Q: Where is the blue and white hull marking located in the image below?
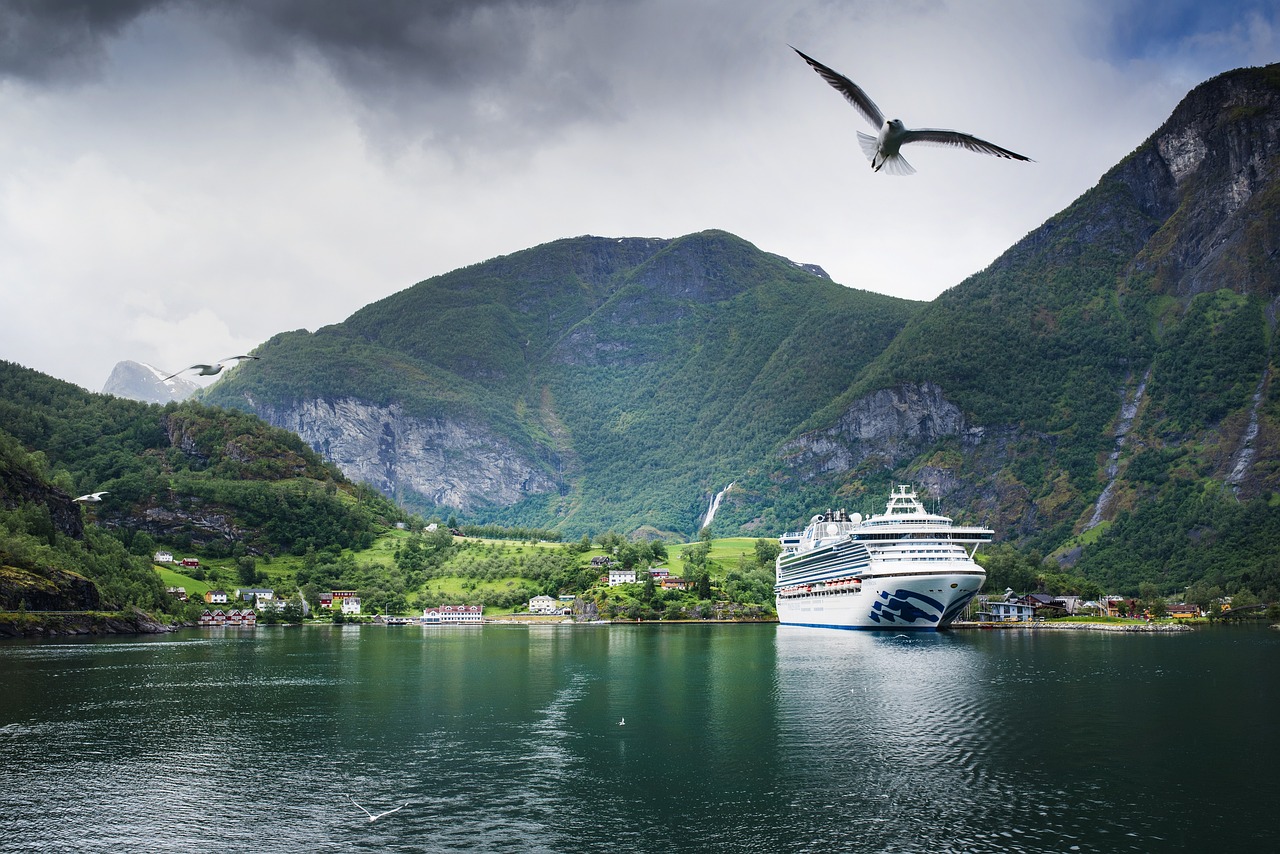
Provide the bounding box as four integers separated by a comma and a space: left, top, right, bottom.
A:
774, 485, 992, 632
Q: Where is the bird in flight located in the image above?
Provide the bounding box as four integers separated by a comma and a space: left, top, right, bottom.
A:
348, 795, 407, 823
74, 491, 109, 502
791, 46, 1031, 175
619, 717, 626, 726
161, 356, 259, 382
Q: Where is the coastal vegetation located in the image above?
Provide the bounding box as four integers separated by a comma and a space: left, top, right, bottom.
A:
149, 527, 781, 623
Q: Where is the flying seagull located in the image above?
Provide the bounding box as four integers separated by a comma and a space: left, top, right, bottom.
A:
161, 356, 259, 382
791, 46, 1031, 175
74, 491, 109, 502
348, 795, 407, 823
619, 717, 625, 726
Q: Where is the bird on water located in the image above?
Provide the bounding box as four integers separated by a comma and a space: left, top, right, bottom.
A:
348, 795, 407, 823
791, 46, 1031, 175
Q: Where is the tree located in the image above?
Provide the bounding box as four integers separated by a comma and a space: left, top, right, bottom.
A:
280, 598, 304, 623
1185, 581, 1223, 612
236, 556, 259, 586
597, 531, 625, 553
754, 538, 781, 567
129, 531, 156, 558
683, 542, 710, 570
695, 568, 712, 600
1138, 582, 1162, 617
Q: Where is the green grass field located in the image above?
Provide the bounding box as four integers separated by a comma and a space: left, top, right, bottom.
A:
153, 527, 777, 617
670, 537, 765, 574
152, 565, 213, 597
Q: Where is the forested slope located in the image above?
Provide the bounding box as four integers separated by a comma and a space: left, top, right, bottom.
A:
0, 360, 405, 612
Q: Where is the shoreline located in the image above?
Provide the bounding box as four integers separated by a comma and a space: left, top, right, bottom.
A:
0, 608, 177, 638
951, 620, 1192, 633
10, 613, 1258, 638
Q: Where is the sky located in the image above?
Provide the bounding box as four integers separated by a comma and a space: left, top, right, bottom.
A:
1, 0, 1277, 392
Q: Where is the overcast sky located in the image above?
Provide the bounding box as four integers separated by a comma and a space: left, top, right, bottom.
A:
2, 0, 1277, 392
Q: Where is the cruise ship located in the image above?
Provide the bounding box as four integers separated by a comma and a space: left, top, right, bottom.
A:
775, 485, 992, 630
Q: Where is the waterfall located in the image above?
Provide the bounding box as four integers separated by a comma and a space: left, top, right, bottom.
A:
701, 482, 735, 530
1086, 371, 1149, 530
1227, 371, 1268, 495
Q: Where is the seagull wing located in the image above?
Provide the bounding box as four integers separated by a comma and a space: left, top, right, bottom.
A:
92, 491, 109, 499
348, 796, 375, 820
371, 804, 407, 821
791, 47, 884, 130
217, 355, 260, 365
900, 128, 1032, 161
163, 364, 218, 380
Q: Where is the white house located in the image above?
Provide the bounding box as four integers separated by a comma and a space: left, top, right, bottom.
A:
422, 605, 483, 624
978, 600, 1035, 623
235, 588, 275, 603
528, 595, 559, 615
154, 551, 174, 564
204, 589, 228, 604
341, 597, 362, 616
607, 568, 637, 586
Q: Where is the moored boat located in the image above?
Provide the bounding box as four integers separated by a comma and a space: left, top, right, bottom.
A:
775, 485, 992, 630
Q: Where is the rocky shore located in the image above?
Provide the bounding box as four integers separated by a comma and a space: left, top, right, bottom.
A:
0, 608, 177, 639
954, 620, 1191, 633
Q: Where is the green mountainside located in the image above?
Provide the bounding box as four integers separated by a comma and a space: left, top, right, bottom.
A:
731, 63, 1280, 600
0, 360, 406, 612
205, 231, 921, 535
199, 64, 1280, 601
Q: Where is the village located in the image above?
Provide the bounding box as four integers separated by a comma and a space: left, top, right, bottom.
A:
971, 589, 1230, 623
158, 550, 1245, 629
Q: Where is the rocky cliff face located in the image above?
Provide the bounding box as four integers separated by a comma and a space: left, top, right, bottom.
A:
254, 397, 558, 510
0, 565, 100, 611
0, 459, 83, 540
1129, 66, 1280, 298
781, 382, 974, 477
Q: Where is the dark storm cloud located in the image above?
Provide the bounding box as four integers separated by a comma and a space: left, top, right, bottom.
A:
0, 0, 167, 83
215, 0, 619, 146
222, 0, 578, 82
0, 0, 623, 146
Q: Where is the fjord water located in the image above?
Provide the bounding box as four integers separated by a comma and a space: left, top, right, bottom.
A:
2, 625, 1276, 852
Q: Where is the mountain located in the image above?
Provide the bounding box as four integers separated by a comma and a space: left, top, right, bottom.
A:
0, 360, 406, 610
203, 231, 921, 535
102, 360, 199, 404
202, 64, 1280, 600
755, 63, 1280, 598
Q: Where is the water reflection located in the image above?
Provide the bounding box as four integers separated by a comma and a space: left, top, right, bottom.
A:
1, 625, 1276, 852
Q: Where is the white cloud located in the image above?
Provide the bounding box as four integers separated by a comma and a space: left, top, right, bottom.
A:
0, 0, 1275, 391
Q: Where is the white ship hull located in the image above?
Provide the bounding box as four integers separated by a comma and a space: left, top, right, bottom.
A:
775, 563, 983, 630
775, 485, 991, 631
